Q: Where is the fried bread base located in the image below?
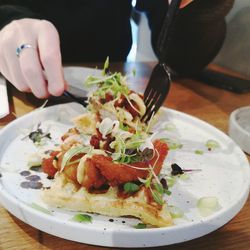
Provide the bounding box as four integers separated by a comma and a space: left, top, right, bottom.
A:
42, 173, 173, 227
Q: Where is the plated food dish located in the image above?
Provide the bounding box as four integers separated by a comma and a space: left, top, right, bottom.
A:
42, 62, 171, 227
0, 65, 249, 247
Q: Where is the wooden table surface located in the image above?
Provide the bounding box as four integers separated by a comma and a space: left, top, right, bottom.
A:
0, 62, 249, 250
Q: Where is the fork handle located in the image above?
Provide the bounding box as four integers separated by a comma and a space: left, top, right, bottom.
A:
157, 0, 182, 63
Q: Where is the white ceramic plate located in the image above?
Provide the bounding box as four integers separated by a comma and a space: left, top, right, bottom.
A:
0, 101, 249, 247
63, 66, 101, 97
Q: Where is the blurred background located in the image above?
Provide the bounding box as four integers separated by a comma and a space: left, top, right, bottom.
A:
127, 0, 250, 78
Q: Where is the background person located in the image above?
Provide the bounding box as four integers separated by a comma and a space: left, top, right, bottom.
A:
0, 0, 234, 98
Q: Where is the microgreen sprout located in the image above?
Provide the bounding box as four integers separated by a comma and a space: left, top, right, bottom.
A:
24, 123, 51, 144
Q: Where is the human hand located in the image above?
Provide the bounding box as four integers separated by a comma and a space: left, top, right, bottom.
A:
180, 0, 193, 8
0, 18, 66, 98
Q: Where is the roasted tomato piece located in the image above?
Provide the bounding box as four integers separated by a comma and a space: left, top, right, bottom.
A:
148, 139, 169, 175
42, 151, 60, 177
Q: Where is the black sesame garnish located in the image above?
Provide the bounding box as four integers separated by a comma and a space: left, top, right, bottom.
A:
160, 178, 168, 190
30, 166, 42, 172
28, 181, 43, 189
20, 170, 31, 177
25, 175, 41, 181
125, 148, 137, 155
171, 163, 184, 176
109, 219, 114, 222
20, 181, 31, 189
0, 172, 2, 178
47, 176, 54, 180
141, 148, 154, 161
122, 220, 126, 224
20, 181, 43, 189
44, 150, 53, 154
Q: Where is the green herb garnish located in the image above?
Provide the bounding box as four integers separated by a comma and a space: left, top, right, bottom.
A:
28, 124, 51, 144
195, 150, 204, 155
153, 182, 164, 195
205, 139, 220, 149
71, 214, 92, 223
165, 190, 172, 196
102, 56, 110, 75
134, 223, 147, 229
124, 182, 140, 193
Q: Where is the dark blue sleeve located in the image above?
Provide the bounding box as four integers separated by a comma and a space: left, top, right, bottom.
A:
0, 4, 41, 30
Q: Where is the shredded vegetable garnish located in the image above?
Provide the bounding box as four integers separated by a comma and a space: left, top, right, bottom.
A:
60, 145, 91, 172
30, 202, 52, 215
197, 196, 221, 217
205, 139, 220, 149
160, 138, 183, 150
164, 122, 177, 132
150, 185, 164, 205
166, 176, 176, 188
168, 206, 184, 219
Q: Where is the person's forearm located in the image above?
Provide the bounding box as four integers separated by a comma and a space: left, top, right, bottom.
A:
0, 4, 40, 30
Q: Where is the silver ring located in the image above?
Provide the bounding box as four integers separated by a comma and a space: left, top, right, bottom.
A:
16, 44, 34, 57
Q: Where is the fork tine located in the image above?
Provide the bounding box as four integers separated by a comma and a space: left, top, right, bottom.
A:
143, 93, 162, 123
142, 67, 171, 123
151, 93, 166, 114
142, 91, 161, 122
144, 89, 157, 109
143, 73, 156, 100
145, 91, 161, 114
143, 84, 153, 102
144, 88, 155, 107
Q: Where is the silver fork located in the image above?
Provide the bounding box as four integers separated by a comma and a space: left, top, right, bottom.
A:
141, 0, 182, 123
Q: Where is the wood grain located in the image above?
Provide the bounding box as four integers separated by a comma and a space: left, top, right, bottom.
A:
0, 62, 249, 250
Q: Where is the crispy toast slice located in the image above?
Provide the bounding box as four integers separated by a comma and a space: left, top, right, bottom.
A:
42, 173, 172, 227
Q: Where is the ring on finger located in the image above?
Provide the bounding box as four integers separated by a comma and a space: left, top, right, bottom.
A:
16, 44, 35, 57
